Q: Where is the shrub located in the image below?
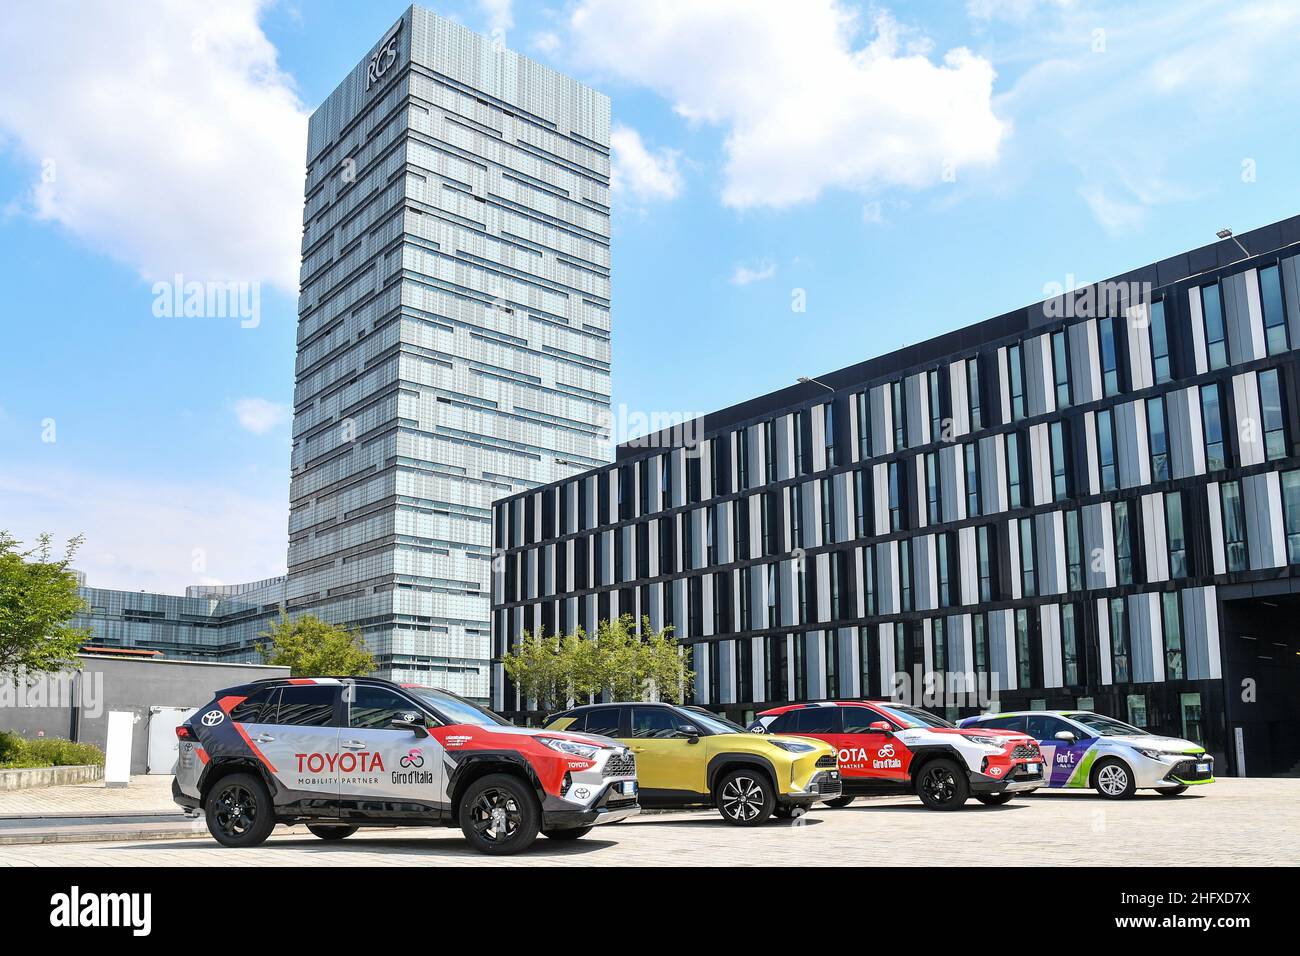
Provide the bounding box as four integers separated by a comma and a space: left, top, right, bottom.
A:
0, 730, 104, 769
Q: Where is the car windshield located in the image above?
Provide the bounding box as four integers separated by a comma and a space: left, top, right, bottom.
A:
1069, 712, 1145, 737
406, 686, 510, 727
872, 704, 953, 729
683, 709, 746, 735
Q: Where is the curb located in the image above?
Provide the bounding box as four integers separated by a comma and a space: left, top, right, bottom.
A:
0, 827, 208, 846
0, 765, 104, 791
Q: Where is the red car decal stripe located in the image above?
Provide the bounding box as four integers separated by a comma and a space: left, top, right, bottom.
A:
216, 695, 246, 714
233, 722, 278, 774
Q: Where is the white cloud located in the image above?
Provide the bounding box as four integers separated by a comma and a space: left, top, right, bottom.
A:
233, 397, 290, 434
0, 468, 288, 594
1078, 187, 1146, 236
568, 0, 1007, 209
731, 260, 777, 286
610, 124, 684, 203
0, 1, 308, 293
478, 0, 514, 43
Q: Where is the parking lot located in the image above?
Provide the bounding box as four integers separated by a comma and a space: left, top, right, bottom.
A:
1, 778, 1295, 866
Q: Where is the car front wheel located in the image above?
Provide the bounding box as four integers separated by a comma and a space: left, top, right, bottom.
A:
458, 774, 541, 855
1092, 759, 1136, 799
205, 773, 276, 847
916, 759, 970, 810
715, 769, 776, 826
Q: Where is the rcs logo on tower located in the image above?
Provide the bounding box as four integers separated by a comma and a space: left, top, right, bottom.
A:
366, 20, 403, 91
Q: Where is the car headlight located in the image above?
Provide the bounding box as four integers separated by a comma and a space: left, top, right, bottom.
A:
768, 739, 816, 754
537, 737, 602, 760
967, 735, 1009, 749
1134, 747, 1176, 760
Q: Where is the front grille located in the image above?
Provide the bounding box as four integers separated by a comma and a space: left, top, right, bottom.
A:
603, 752, 636, 777
1011, 744, 1040, 760
815, 754, 838, 769
814, 773, 842, 797
1169, 758, 1213, 781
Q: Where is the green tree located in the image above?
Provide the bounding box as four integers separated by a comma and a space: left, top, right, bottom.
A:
501, 629, 566, 712
257, 612, 375, 677
0, 532, 89, 681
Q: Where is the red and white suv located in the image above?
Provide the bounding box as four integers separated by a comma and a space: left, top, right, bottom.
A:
749, 701, 1044, 810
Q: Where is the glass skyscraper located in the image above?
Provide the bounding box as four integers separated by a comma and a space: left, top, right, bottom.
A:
287, 5, 612, 699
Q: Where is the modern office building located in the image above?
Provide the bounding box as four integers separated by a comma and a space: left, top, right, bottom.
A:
492, 215, 1300, 776
287, 6, 612, 699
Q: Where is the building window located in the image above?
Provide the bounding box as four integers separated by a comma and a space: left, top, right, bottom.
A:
761, 491, 776, 555
926, 453, 941, 524
1162, 591, 1184, 680
618, 465, 632, 519
857, 391, 872, 460
686, 456, 701, 504
967, 356, 982, 431
1259, 368, 1287, 461
1113, 500, 1134, 586
825, 630, 840, 698
1052, 330, 1071, 408
660, 454, 672, 504
863, 547, 876, 615
829, 551, 845, 620
1165, 492, 1187, 579
894, 622, 907, 677
1065, 510, 1083, 591
734, 498, 750, 558
1147, 395, 1169, 482
1099, 317, 1120, 396
888, 461, 903, 531
1150, 299, 1172, 384
792, 634, 807, 701
1201, 284, 1228, 370
765, 635, 787, 703
764, 420, 777, 483
1050, 420, 1069, 500
1006, 431, 1024, 508
937, 533, 951, 608
1260, 264, 1289, 356
820, 477, 835, 545
891, 381, 906, 450
977, 525, 993, 602
854, 469, 870, 538
790, 484, 804, 549
1062, 604, 1080, 685
1109, 597, 1129, 683
1201, 383, 1227, 471
797, 561, 808, 624
1015, 608, 1032, 688
1097, 409, 1118, 492
711, 439, 726, 497
964, 443, 980, 517
1008, 343, 1026, 421
735, 430, 750, 489
705, 507, 717, 565
1221, 480, 1248, 573
929, 369, 944, 442
737, 638, 752, 703
972, 612, 987, 672
1019, 517, 1036, 597
766, 563, 778, 623
739, 569, 752, 629
899, 539, 913, 613
858, 626, 873, 696
933, 617, 947, 674
823, 403, 838, 467
1283, 470, 1300, 564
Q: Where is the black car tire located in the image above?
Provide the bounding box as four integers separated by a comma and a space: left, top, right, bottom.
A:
915, 759, 970, 810
715, 768, 776, 826
542, 825, 593, 840
975, 793, 1014, 806
307, 824, 358, 840
458, 773, 541, 855
823, 795, 856, 808
773, 805, 806, 820
1158, 784, 1189, 796
1091, 758, 1137, 799
205, 772, 276, 848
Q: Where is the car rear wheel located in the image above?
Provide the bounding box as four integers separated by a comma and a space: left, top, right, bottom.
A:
915, 759, 970, 810
1092, 759, 1136, 799
542, 825, 593, 840
1158, 785, 1189, 796
715, 769, 776, 826
458, 774, 541, 855
823, 795, 856, 808
975, 793, 1014, 806
205, 773, 276, 847
307, 824, 357, 841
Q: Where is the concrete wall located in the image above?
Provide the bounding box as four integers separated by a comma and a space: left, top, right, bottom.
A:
0, 655, 289, 774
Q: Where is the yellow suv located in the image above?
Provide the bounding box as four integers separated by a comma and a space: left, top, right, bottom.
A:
544, 702, 841, 825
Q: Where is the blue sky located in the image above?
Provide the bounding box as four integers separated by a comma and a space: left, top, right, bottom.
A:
1, 0, 1298, 593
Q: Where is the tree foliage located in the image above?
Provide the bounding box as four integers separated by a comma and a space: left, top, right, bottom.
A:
501, 614, 693, 713
257, 612, 375, 677
0, 532, 89, 681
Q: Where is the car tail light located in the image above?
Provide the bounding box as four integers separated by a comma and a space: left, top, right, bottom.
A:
175, 725, 194, 740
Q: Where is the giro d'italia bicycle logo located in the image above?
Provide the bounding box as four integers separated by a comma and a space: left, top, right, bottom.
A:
877, 743, 895, 758
201, 710, 225, 727
399, 749, 424, 770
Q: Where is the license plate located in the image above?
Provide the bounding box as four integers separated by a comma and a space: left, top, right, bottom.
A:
1196, 763, 1209, 773
1024, 763, 1040, 775
620, 780, 637, 795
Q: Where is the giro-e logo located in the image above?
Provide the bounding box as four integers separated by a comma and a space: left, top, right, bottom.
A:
200, 709, 224, 727
398, 749, 424, 769
366, 21, 403, 91
50, 886, 151, 937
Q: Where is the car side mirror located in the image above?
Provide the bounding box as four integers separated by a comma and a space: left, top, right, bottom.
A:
677, 724, 702, 742
1054, 730, 1077, 742
391, 717, 428, 738
868, 721, 893, 734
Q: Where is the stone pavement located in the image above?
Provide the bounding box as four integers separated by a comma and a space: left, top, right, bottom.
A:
0, 778, 1295, 867
0, 774, 176, 818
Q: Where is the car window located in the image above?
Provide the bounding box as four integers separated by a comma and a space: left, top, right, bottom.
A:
842, 706, 889, 733
764, 712, 795, 734
975, 715, 1026, 733
230, 687, 278, 724
630, 707, 685, 738
1026, 715, 1073, 741
1069, 712, 1143, 736
273, 685, 338, 727
578, 707, 624, 736
787, 707, 835, 734
350, 686, 422, 730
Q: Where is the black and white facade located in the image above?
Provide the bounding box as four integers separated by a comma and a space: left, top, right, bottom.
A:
492, 216, 1300, 776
